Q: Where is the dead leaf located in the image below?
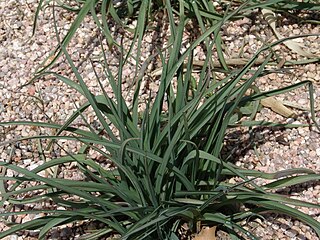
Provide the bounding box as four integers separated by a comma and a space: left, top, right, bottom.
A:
261, 97, 296, 118
43, 54, 57, 67
151, 58, 266, 77
193, 226, 217, 240
262, 9, 317, 58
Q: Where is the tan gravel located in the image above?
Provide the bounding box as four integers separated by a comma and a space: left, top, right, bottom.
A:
0, 0, 319, 239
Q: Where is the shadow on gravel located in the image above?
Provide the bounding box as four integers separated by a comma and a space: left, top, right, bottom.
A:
221, 112, 316, 166
221, 125, 290, 163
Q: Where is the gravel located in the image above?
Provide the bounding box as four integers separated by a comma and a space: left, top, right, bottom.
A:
0, 1, 320, 239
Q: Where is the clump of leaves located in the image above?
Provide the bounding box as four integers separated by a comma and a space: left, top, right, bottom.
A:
1, 0, 320, 239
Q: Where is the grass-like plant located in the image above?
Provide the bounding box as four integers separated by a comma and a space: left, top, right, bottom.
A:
1, 0, 320, 239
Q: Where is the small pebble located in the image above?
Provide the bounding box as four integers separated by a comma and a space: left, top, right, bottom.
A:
285, 229, 298, 238
316, 148, 320, 156
10, 235, 18, 240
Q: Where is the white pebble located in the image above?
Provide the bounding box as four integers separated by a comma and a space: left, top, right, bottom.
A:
316, 148, 320, 156
10, 235, 18, 240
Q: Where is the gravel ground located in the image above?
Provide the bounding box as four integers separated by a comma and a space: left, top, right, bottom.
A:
0, 0, 319, 239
